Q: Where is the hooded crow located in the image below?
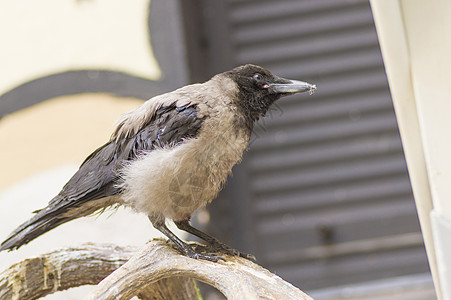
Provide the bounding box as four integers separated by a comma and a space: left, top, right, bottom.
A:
0, 64, 316, 261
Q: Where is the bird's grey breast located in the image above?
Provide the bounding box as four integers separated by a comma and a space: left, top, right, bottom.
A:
118, 80, 251, 220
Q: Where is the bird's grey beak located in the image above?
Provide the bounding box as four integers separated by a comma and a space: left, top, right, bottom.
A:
269, 79, 317, 95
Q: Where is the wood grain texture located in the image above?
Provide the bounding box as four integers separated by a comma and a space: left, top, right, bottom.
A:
0, 239, 313, 300
85, 239, 313, 300
0, 243, 137, 300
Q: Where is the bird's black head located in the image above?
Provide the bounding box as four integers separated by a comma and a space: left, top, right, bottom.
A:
224, 64, 316, 122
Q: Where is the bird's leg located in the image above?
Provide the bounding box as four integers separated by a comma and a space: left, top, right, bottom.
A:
174, 218, 256, 261
149, 216, 224, 262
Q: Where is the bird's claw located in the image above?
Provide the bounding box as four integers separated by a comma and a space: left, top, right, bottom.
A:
184, 245, 225, 262
193, 241, 256, 261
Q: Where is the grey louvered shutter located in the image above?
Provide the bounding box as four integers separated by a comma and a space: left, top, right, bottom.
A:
188, 0, 431, 291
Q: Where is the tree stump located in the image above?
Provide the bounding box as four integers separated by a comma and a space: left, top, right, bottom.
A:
0, 239, 313, 300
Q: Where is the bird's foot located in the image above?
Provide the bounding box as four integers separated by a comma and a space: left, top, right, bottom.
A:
217, 245, 256, 261
168, 240, 225, 262
185, 247, 226, 262
171, 218, 256, 261
194, 241, 256, 261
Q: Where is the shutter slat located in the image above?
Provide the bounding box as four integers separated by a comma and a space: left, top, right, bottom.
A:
256, 90, 393, 128
251, 110, 398, 150
251, 153, 408, 193
232, 5, 374, 45
250, 134, 403, 174
257, 197, 417, 235
236, 27, 379, 66
270, 247, 428, 290
255, 176, 412, 214
231, 0, 368, 25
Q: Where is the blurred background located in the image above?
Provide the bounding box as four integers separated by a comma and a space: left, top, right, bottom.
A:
0, 0, 436, 299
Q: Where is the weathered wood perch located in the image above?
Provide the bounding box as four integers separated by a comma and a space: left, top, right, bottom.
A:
0, 239, 313, 300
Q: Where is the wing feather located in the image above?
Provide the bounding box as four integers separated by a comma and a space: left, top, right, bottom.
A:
60, 102, 205, 205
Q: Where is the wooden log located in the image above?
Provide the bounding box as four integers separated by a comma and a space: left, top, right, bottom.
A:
0, 239, 313, 300
0, 243, 137, 300
85, 239, 313, 300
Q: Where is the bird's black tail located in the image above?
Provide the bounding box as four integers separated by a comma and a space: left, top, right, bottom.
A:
0, 204, 75, 251
1, 194, 114, 252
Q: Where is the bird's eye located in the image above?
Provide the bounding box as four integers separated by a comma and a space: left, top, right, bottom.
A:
253, 73, 263, 81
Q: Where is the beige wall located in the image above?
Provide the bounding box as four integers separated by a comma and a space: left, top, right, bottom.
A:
0, 0, 161, 191
0, 94, 143, 190
0, 0, 160, 96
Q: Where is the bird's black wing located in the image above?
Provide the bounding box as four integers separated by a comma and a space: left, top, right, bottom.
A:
56, 101, 204, 205
0, 102, 205, 251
